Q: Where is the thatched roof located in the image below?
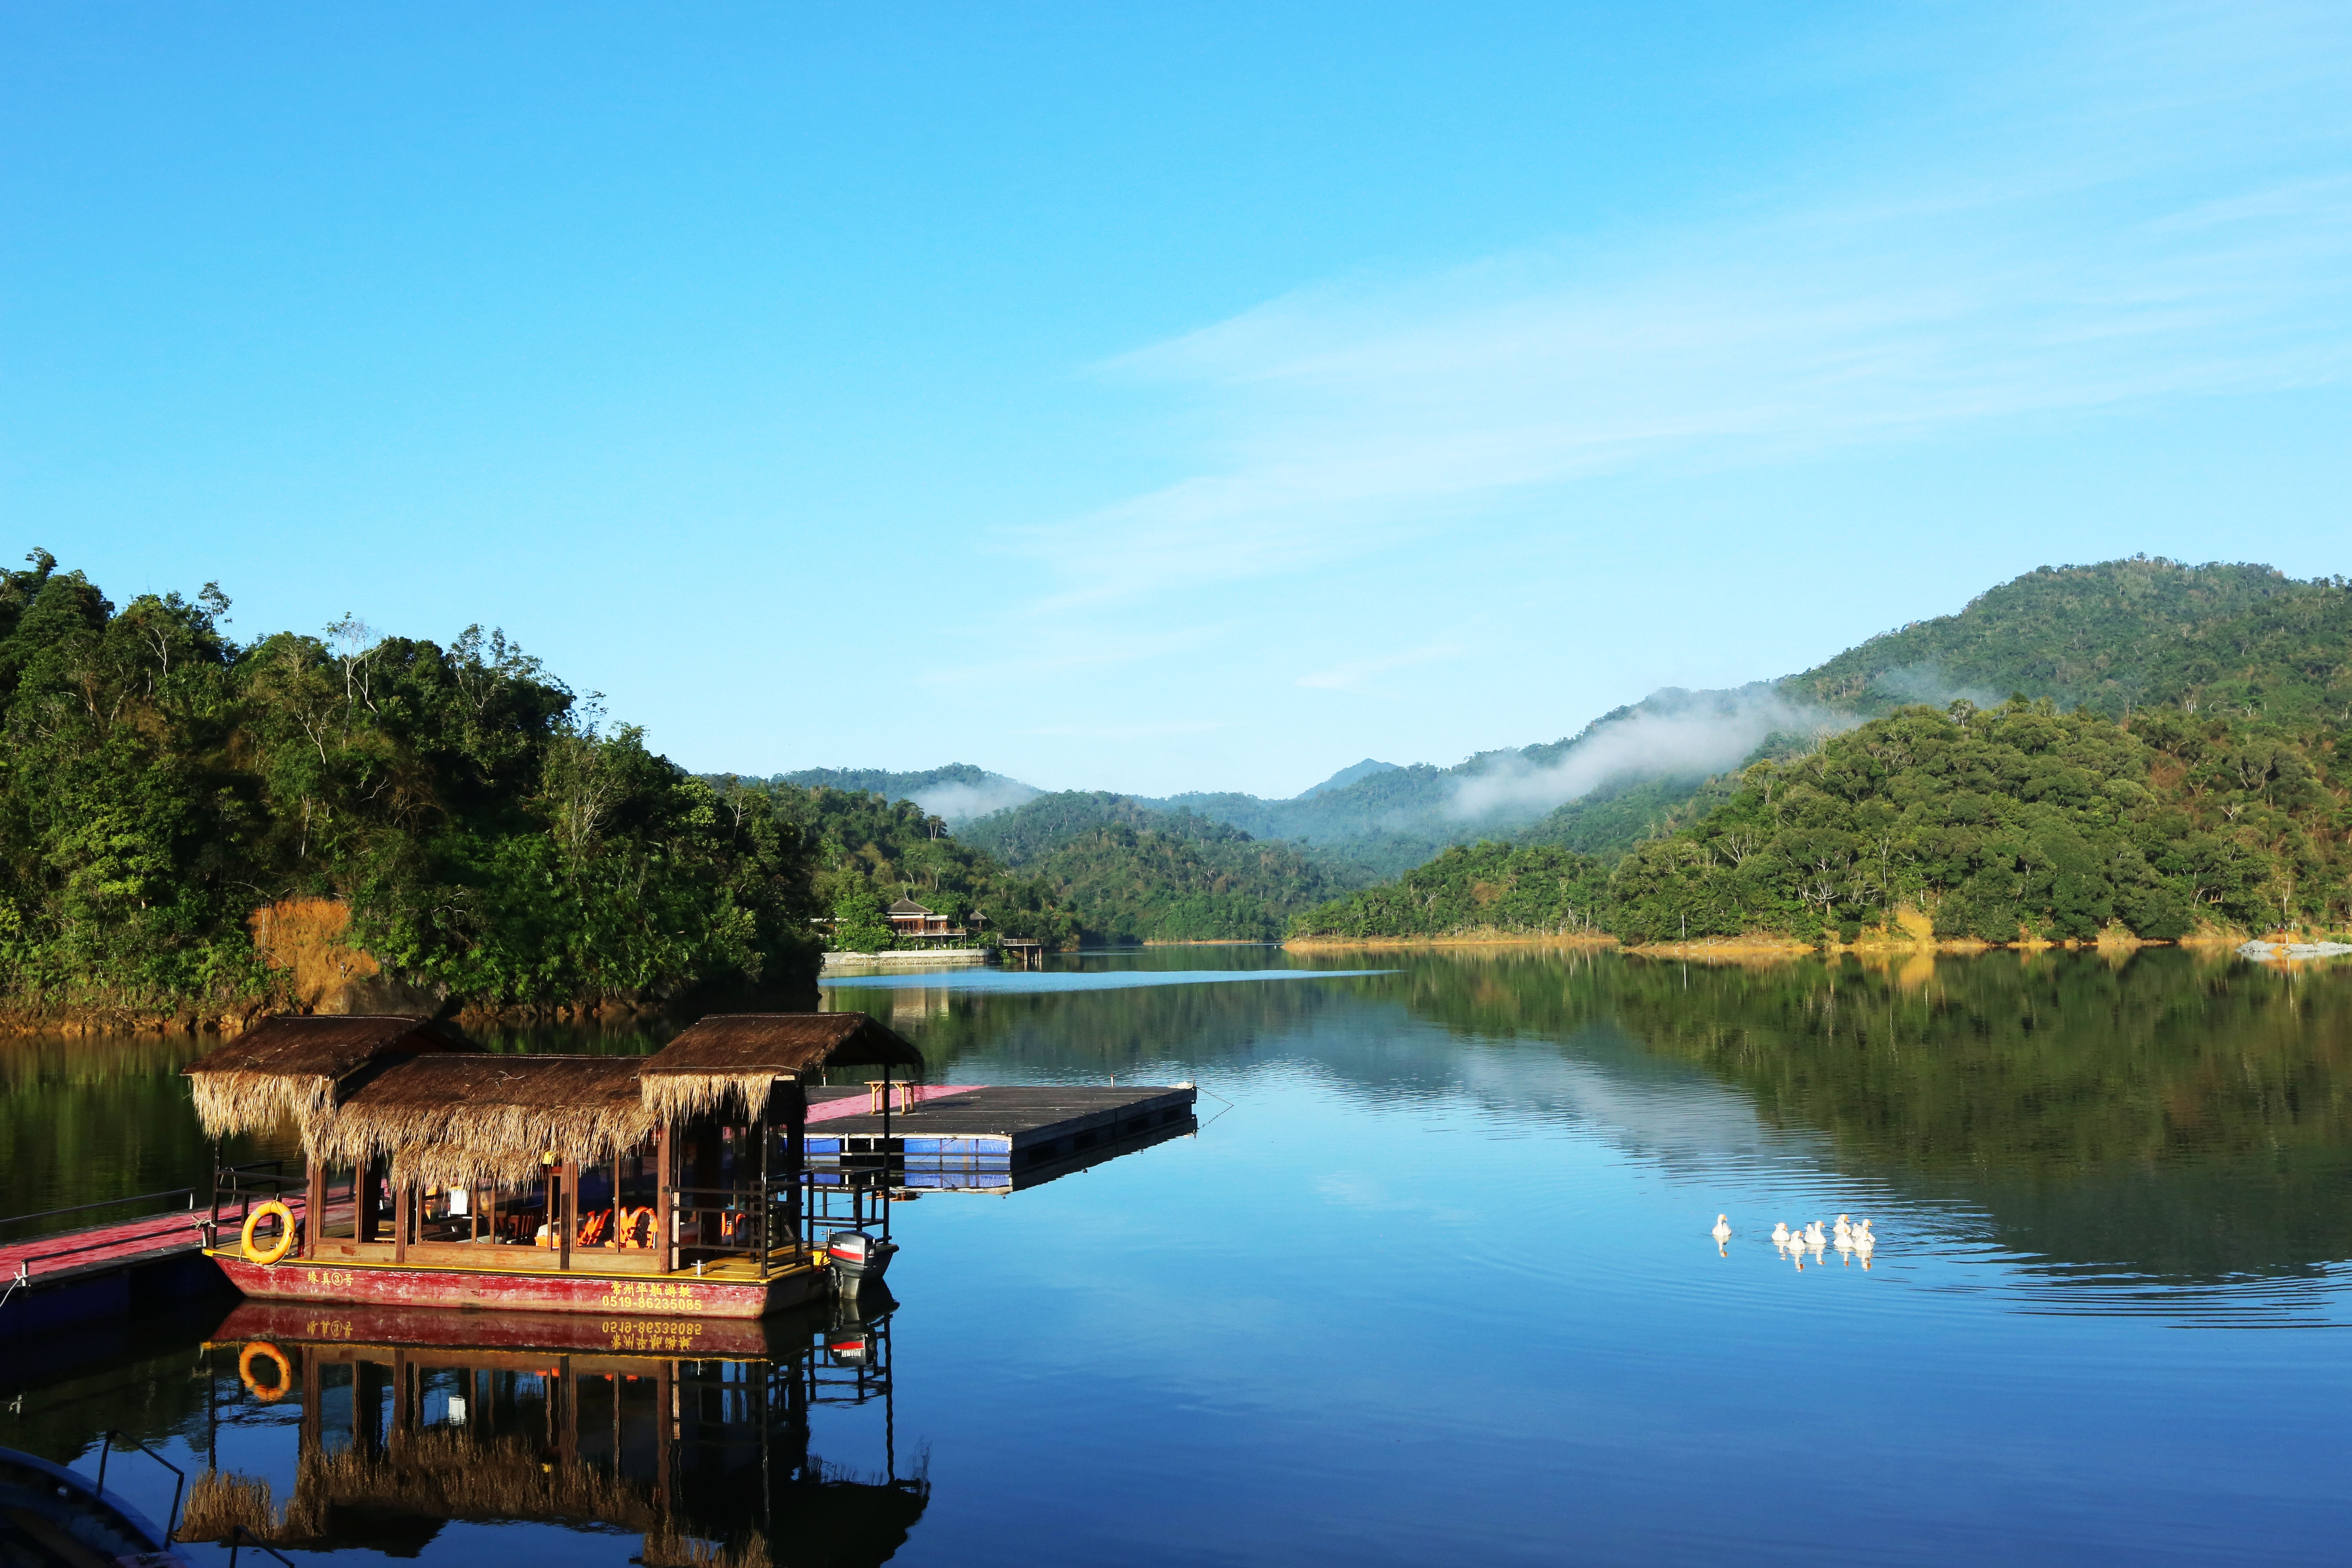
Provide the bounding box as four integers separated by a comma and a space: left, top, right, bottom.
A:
318, 1055, 656, 1190
182, 1011, 921, 1187
639, 1013, 923, 1123
183, 1014, 474, 1138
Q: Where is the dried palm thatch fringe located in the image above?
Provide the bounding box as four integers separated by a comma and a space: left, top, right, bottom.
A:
314, 1056, 659, 1191
182, 1013, 473, 1139
637, 1071, 784, 1125
642, 1525, 774, 1568
188, 1070, 335, 1141
175, 1468, 281, 1544
286, 1430, 663, 1535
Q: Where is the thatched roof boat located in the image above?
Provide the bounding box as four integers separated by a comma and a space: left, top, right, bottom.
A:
185, 1010, 923, 1318
184, 1011, 922, 1192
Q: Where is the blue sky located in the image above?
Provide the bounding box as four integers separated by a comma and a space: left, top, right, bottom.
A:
6, 3, 2349, 798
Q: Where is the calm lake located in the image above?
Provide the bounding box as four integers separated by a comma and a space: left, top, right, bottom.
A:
6, 944, 2350, 1565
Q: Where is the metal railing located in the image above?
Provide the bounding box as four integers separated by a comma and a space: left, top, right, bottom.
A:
95, 1429, 185, 1538
0, 1169, 279, 1284
225, 1524, 296, 1566
0, 1187, 199, 1233
671, 1184, 803, 1271
801, 1167, 891, 1258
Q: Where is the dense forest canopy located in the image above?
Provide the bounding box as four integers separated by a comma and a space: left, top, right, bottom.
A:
958, 791, 1371, 942
0, 555, 834, 1016
1292, 697, 2351, 944
746, 781, 1080, 951
14, 551, 2348, 1004
1797, 558, 2352, 724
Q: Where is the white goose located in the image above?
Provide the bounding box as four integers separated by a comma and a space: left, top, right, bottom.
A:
1771, 1221, 1791, 1247
1712, 1214, 1733, 1245
1833, 1214, 1853, 1241
1805, 1221, 1827, 1249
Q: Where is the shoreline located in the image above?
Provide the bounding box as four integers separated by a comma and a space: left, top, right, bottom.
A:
1286, 925, 2312, 962
1285, 932, 1619, 952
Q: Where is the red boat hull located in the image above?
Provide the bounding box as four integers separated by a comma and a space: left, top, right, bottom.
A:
209, 1297, 809, 1359
207, 1250, 824, 1319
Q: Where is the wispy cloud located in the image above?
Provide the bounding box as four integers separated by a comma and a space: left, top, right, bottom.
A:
1448, 691, 1852, 820
1015, 2, 2352, 612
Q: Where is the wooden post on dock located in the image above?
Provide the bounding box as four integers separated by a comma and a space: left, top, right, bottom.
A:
559, 1160, 575, 1272
304, 1160, 325, 1260
655, 1126, 674, 1273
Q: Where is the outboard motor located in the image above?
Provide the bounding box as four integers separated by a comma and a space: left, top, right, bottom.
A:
827, 1229, 898, 1292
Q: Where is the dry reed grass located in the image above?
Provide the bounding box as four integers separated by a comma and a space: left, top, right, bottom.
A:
287, 1428, 663, 1534
176, 1468, 281, 1543
641, 1525, 773, 1568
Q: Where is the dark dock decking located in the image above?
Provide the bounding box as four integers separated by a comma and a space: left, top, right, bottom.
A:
805, 1083, 1197, 1192
0, 1190, 310, 1343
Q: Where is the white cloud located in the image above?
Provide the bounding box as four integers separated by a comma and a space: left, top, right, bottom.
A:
1447, 693, 1853, 820
1014, 2, 2352, 612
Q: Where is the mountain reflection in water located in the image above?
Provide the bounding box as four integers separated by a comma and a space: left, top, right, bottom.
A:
880, 943, 2352, 1296
7, 944, 2352, 1565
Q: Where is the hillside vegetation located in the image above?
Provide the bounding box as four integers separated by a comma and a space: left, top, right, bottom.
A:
1797, 558, 2352, 723
771, 762, 1038, 823
1293, 697, 2350, 945
0, 555, 829, 1018
959, 792, 1370, 942
749, 782, 1080, 951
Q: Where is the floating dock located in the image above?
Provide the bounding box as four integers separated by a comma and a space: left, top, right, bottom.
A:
804, 1083, 1198, 1192
0, 1187, 296, 1343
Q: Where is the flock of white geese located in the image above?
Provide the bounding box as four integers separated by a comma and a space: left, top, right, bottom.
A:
1711, 1213, 1877, 1269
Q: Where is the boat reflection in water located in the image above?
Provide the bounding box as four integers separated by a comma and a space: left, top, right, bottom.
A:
182, 1293, 923, 1566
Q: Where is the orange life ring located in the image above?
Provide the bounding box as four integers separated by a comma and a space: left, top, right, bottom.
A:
241, 1200, 296, 1266
238, 1341, 294, 1403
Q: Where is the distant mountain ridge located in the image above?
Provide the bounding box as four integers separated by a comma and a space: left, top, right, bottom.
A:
753, 559, 2352, 892
1299, 759, 1401, 797
770, 762, 1040, 824
956, 791, 1370, 942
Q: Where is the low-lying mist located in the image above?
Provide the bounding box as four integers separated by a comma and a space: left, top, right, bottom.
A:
1446, 687, 1855, 820
910, 777, 1043, 824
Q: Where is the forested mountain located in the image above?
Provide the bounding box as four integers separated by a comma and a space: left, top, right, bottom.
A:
958, 791, 1371, 942
1292, 696, 2350, 945
1493, 557, 2352, 864
0, 555, 830, 1018
774, 561, 2352, 888
1795, 559, 2352, 723
748, 781, 1080, 951
768, 762, 1039, 823
1301, 759, 1402, 796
